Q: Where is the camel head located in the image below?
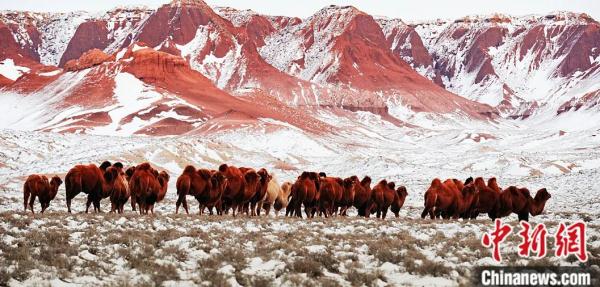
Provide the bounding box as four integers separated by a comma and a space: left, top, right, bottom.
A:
49, 176, 63, 200
125, 166, 136, 181
343, 177, 355, 190
464, 176, 474, 185
257, 168, 271, 187
530, 188, 551, 216
210, 171, 228, 193
158, 171, 170, 189
487, 177, 501, 193
102, 166, 120, 198
396, 186, 408, 200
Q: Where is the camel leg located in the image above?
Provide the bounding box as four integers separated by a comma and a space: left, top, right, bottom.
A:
295, 202, 302, 218
85, 196, 93, 213
232, 204, 237, 217
67, 197, 72, 213
23, 187, 30, 212
488, 211, 496, 221
182, 198, 189, 215
94, 198, 101, 213
175, 197, 181, 214
131, 196, 136, 211
264, 203, 271, 216
256, 202, 262, 216
41, 202, 48, 214
518, 212, 529, 222
28, 194, 36, 214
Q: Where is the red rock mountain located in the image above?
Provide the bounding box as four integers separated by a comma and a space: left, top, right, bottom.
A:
7, 2, 598, 134
405, 12, 600, 117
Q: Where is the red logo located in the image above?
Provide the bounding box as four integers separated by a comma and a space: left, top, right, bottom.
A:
482, 219, 513, 262
482, 220, 587, 262
517, 222, 548, 258
555, 222, 588, 262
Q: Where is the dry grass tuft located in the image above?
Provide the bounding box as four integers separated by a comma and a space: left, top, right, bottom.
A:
346, 268, 384, 287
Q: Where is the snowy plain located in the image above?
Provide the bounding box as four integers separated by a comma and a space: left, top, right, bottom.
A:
0, 111, 599, 286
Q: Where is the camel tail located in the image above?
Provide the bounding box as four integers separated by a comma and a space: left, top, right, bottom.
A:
177, 176, 191, 196
65, 172, 82, 199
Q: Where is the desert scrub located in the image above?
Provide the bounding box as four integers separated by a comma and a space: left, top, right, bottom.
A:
289, 256, 323, 278
345, 268, 385, 287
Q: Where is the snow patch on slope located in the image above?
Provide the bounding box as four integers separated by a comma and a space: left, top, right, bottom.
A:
90, 72, 163, 135
0, 70, 90, 130
0, 59, 30, 80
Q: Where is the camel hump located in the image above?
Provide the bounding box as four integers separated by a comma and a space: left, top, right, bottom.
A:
183, 165, 196, 174
519, 187, 531, 197
99, 161, 112, 171
361, 176, 371, 185
431, 178, 442, 186
245, 170, 258, 182
197, 169, 211, 179
507, 186, 519, 195
218, 164, 228, 172
137, 162, 152, 171
387, 181, 395, 190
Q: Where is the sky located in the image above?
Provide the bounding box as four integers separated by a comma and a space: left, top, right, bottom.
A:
0, 0, 598, 21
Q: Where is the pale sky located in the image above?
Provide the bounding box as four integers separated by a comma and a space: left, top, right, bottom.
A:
1, 0, 599, 21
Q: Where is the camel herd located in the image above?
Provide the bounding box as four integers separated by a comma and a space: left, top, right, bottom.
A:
21, 161, 551, 221
421, 177, 551, 222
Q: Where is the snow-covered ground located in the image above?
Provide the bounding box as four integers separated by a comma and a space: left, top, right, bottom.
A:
0, 114, 599, 286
